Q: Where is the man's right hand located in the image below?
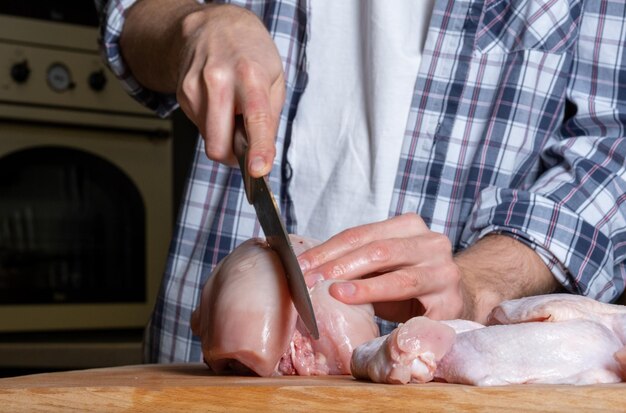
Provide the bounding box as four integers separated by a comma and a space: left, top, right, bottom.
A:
121, 1, 285, 177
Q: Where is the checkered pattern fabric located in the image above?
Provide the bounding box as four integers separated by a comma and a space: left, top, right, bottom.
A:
96, 0, 626, 363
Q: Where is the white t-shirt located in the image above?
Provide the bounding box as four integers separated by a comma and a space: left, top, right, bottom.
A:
288, 0, 435, 241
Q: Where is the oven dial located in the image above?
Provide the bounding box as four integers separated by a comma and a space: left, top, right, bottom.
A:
10, 60, 31, 84
88, 69, 107, 92
47, 63, 75, 92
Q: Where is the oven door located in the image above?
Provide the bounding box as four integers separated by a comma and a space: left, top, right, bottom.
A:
0, 120, 172, 332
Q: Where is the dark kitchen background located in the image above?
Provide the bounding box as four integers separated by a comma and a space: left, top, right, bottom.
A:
0, 1, 197, 377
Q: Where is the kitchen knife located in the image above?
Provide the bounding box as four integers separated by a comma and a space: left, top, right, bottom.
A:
233, 115, 320, 340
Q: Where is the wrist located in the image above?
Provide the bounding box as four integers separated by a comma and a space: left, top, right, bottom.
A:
454, 234, 559, 324
456, 259, 504, 323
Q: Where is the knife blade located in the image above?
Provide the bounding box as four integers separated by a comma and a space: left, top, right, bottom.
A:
233, 115, 319, 340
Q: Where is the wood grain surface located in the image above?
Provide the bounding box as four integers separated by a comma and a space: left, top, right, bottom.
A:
1, 363, 625, 412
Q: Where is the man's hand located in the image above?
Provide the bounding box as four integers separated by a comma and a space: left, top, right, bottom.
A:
121, 0, 285, 177
297, 213, 560, 324
298, 213, 464, 322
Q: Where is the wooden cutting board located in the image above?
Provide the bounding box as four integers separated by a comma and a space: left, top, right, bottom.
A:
1, 363, 625, 412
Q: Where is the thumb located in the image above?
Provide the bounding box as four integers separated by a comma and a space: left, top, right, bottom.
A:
236, 76, 277, 177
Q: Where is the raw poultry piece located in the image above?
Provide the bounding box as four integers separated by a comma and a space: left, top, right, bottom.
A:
350, 316, 457, 384
191, 235, 379, 376
489, 293, 626, 342
281, 280, 379, 375
436, 319, 624, 385
351, 294, 626, 385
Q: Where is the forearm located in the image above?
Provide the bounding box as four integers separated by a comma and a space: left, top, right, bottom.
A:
455, 235, 560, 324
120, 0, 205, 92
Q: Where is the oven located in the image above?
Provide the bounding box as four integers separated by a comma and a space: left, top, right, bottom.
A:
0, 11, 173, 370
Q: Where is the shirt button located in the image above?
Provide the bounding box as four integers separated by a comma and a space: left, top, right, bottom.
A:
283, 161, 293, 181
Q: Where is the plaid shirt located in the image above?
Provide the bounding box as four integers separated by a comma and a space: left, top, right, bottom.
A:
97, 0, 626, 363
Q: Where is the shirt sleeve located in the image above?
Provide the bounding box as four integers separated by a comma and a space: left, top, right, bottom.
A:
94, 0, 180, 117
461, 3, 626, 302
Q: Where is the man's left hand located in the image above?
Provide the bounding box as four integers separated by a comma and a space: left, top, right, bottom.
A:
297, 213, 560, 323
298, 213, 464, 322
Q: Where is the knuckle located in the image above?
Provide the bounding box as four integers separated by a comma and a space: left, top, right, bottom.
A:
203, 65, 230, 90
431, 233, 452, 252
401, 212, 426, 231
328, 262, 350, 279
367, 241, 392, 264
338, 228, 365, 248
397, 268, 422, 291
307, 253, 324, 269
179, 76, 199, 101
235, 58, 262, 82
245, 111, 271, 129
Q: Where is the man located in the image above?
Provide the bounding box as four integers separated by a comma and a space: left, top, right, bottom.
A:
96, 0, 626, 363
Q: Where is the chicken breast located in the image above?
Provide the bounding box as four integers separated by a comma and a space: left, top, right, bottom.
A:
190, 237, 300, 376
191, 235, 378, 376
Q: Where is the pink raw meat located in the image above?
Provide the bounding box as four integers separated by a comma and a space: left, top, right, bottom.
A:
436, 319, 624, 385
281, 280, 379, 375
350, 316, 456, 384
352, 294, 626, 385
191, 235, 378, 376
488, 293, 626, 326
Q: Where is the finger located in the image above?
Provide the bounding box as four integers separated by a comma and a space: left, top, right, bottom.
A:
235, 62, 277, 177
307, 238, 414, 280
177, 51, 206, 130
305, 236, 443, 283
178, 57, 237, 166
202, 64, 237, 165
298, 213, 429, 273
420, 292, 464, 321
269, 72, 286, 124
328, 266, 449, 305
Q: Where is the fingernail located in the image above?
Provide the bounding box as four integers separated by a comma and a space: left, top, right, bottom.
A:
304, 273, 323, 288
336, 282, 356, 297
250, 156, 266, 175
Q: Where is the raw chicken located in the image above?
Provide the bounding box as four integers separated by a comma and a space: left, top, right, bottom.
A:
489, 293, 626, 342
281, 280, 379, 375
190, 237, 300, 376
351, 294, 626, 385
350, 317, 456, 384
191, 235, 379, 377
193, 236, 626, 385
437, 319, 624, 385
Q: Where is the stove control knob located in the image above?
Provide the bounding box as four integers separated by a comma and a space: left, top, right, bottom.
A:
11, 60, 30, 84
47, 63, 74, 92
88, 69, 107, 92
